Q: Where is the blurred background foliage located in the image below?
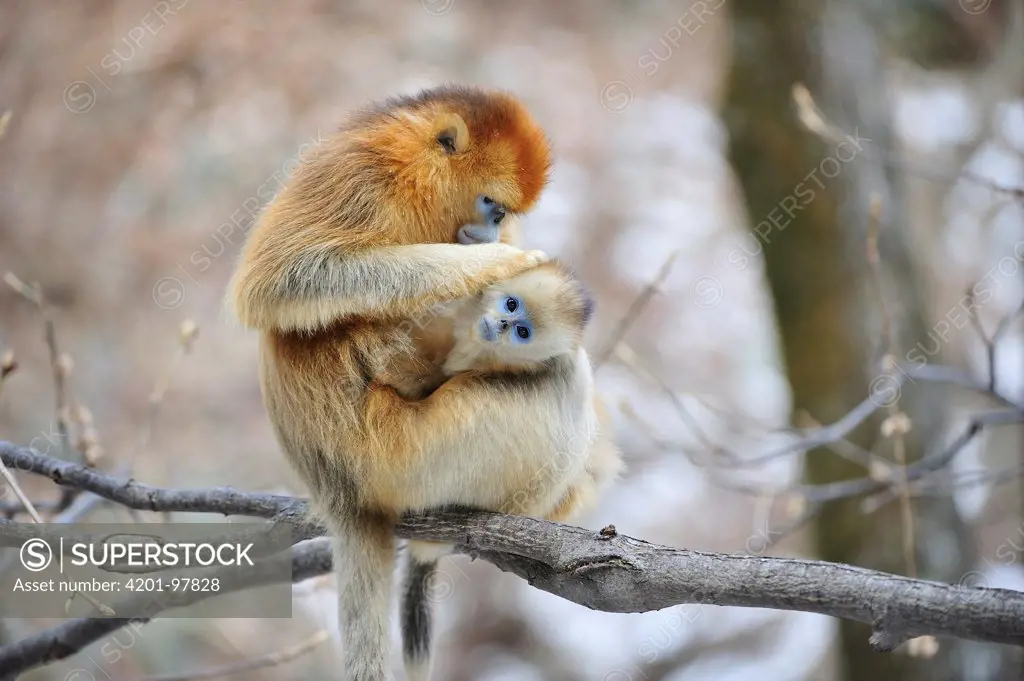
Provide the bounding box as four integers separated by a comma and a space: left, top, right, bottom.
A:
1, 1, 1022, 680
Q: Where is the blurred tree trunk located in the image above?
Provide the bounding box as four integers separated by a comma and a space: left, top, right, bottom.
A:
722, 1, 974, 679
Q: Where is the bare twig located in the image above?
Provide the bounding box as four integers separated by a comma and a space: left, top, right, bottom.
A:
141, 630, 329, 681
0, 453, 113, 615
5, 274, 71, 451
710, 373, 909, 470
593, 250, 679, 370
902, 363, 1022, 410
0, 537, 333, 676
906, 464, 1024, 496
0, 460, 44, 524
4, 272, 82, 512
669, 404, 1022, 511
865, 195, 917, 578
861, 465, 1024, 513
135, 319, 198, 523
137, 319, 198, 470
792, 83, 1024, 202
1, 498, 58, 519
701, 354, 1021, 478
613, 343, 737, 465
793, 410, 877, 471
796, 408, 1023, 506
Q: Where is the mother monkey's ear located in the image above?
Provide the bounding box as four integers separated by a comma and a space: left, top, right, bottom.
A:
433, 112, 470, 155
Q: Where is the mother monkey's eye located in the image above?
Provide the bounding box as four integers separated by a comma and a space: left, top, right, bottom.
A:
437, 130, 458, 155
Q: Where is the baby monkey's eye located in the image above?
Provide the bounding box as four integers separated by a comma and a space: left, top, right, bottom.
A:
515, 324, 531, 340
504, 297, 519, 313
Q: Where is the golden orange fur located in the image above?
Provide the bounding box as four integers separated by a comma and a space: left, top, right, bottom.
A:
227, 85, 620, 681
260, 260, 614, 518
229, 85, 553, 333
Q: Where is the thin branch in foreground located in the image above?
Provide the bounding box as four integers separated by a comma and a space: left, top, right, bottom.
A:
142, 629, 329, 681
3, 444, 1024, 680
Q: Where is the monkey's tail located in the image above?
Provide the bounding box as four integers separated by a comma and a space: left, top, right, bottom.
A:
333, 515, 397, 681
402, 542, 452, 681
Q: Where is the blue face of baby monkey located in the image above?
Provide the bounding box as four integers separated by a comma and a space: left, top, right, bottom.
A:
478, 294, 533, 344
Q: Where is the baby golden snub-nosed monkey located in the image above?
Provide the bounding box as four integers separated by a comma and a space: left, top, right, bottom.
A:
228, 84, 621, 681
395, 260, 624, 681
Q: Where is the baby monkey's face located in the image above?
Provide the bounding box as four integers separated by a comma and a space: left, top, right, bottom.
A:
476, 291, 534, 345
456, 266, 591, 366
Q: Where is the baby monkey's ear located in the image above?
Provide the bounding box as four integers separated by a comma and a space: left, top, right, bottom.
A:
579, 286, 596, 328
434, 113, 470, 155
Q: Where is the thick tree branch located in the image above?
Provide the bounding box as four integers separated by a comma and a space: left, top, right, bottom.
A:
3, 441, 1024, 678
401, 513, 1024, 650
